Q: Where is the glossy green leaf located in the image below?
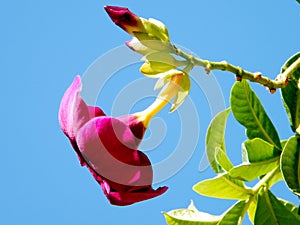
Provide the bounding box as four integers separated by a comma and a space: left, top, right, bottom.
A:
193, 174, 252, 200
281, 139, 288, 148
229, 159, 279, 181
279, 199, 300, 218
243, 138, 281, 163
170, 73, 191, 112
280, 136, 300, 195
215, 147, 234, 172
230, 80, 281, 149
218, 201, 247, 225
163, 201, 220, 225
247, 198, 257, 224
206, 109, 231, 173
255, 190, 300, 225
280, 52, 300, 133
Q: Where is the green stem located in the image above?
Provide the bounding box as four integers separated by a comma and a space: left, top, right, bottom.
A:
253, 166, 280, 194
171, 44, 300, 91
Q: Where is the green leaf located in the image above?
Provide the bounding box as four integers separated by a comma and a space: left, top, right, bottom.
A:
215, 147, 234, 172
230, 80, 281, 149
268, 169, 283, 188
163, 201, 250, 225
255, 190, 300, 225
170, 73, 191, 112
163, 201, 220, 225
206, 108, 231, 173
280, 52, 300, 133
280, 136, 300, 195
193, 174, 252, 200
280, 140, 288, 151
243, 138, 281, 163
218, 201, 247, 225
229, 159, 279, 181
247, 198, 257, 224
279, 199, 300, 218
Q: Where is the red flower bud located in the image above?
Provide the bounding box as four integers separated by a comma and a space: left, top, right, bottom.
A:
104, 6, 145, 36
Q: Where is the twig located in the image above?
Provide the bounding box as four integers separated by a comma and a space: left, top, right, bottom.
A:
171, 45, 300, 92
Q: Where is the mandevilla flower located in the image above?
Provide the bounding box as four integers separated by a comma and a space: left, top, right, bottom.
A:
59, 75, 182, 205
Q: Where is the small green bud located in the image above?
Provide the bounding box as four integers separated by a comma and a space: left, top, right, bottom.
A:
140, 52, 177, 75
142, 18, 169, 42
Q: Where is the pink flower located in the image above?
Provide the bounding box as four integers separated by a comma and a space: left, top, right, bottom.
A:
58, 76, 167, 206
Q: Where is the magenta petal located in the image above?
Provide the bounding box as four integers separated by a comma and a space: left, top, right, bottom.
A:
59, 76, 168, 205
58, 76, 90, 139
117, 114, 146, 141
88, 106, 105, 118
76, 116, 153, 191
85, 158, 168, 206
59, 76, 106, 165
103, 180, 168, 206
58, 76, 106, 140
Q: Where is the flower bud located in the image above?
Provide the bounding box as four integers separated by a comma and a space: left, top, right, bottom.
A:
104, 6, 145, 36
141, 18, 169, 42
140, 52, 177, 75
125, 38, 154, 55
105, 6, 170, 43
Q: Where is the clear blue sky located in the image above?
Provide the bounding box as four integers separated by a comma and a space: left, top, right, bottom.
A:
1, 1, 300, 225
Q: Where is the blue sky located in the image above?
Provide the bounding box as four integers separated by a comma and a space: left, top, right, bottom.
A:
1, 1, 300, 225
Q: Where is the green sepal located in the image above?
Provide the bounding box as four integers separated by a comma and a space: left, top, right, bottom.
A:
142, 17, 170, 42
140, 52, 177, 75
